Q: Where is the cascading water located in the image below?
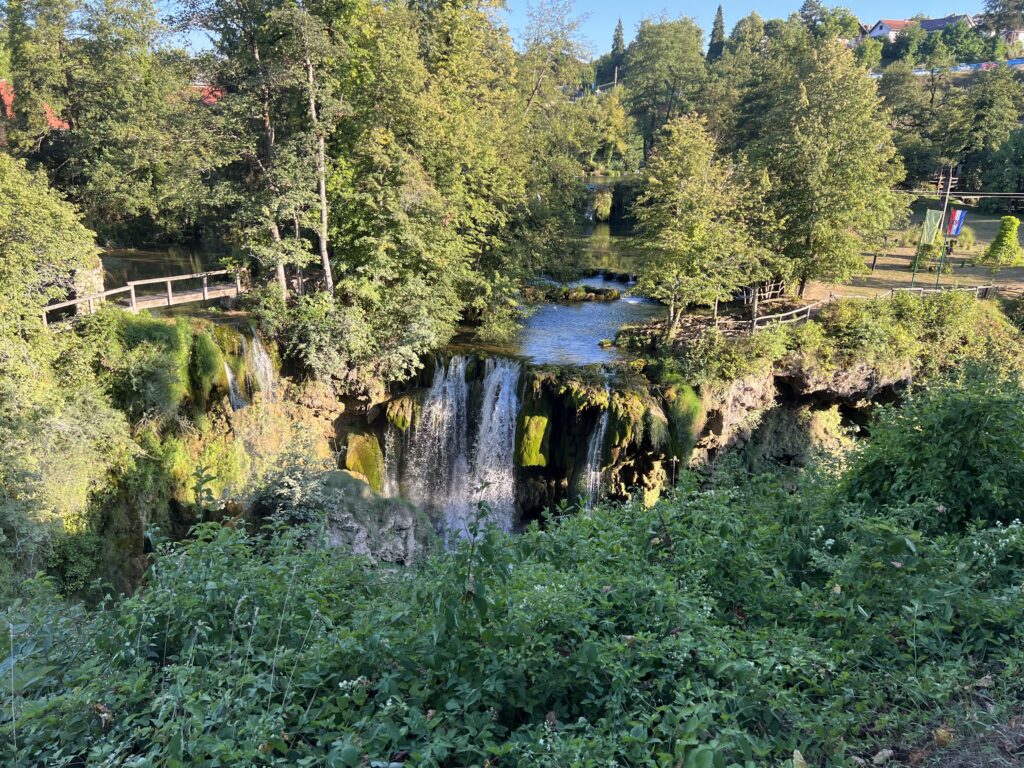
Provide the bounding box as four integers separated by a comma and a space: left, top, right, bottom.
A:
382, 426, 401, 499
403, 355, 521, 538
581, 388, 611, 507
452, 357, 521, 535
224, 361, 247, 411
406, 356, 470, 512
247, 335, 277, 400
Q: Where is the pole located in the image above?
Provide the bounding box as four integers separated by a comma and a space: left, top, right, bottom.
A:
935, 164, 954, 287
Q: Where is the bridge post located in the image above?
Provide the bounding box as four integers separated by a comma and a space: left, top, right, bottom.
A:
234, 271, 242, 296
202, 275, 209, 301
87, 298, 94, 314
166, 280, 173, 306
129, 285, 137, 312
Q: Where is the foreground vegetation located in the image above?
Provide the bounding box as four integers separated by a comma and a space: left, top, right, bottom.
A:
4, 370, 1024, 766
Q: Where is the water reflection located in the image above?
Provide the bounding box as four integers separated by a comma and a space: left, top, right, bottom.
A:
100, 248, 223, 293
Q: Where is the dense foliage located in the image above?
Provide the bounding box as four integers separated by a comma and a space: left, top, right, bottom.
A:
4, 438, 1023, 765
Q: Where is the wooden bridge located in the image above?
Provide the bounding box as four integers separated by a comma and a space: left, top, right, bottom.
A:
43, 269, 245, 326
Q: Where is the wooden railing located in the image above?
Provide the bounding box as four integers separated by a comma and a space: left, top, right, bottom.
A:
751, 300, 825, 330
892, 284, 995, 299
739, 280, 786, 305
43, 269, 244, 326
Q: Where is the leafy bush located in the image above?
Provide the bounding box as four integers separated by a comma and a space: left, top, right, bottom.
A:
3, 464, 1023, 766
846, 368, 1024, 531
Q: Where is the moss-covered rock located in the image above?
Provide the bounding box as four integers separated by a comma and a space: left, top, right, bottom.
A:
608, 389, 647, 448
663, 384, 705, 461
253, 469, 430, 564
344, 432, 385, 493
189, 331, 225, 410
516, 392, 552, 467
386, 395, 416, 432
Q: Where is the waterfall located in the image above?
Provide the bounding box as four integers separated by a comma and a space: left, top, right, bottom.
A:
247, 335, 277, 400
404, 355, 521, 538
453, 357, 521, 535
224, 361, 247, 411
582, 392, 610, 507
406, 356, 471, 512
382, 426, 400, 498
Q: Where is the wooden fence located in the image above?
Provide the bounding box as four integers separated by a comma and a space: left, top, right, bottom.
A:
43, 269, 245, 327
751, 300, 826, 331
892, 284, 996, 299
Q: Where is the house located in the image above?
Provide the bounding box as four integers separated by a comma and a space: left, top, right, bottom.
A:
920, 14, 976, 33
866, 19, 914, 42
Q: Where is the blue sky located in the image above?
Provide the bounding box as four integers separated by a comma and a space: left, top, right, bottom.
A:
501, 0, 985, 55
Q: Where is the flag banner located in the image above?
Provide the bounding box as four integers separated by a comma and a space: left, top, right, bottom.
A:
947, 209, 967, 237
921, 210, 942, 246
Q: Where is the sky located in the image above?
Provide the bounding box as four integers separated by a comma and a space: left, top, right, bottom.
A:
501, 0, 986, 56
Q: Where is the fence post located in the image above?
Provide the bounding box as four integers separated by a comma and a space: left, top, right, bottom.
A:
87, 298, 94, 314
130, 285, 137, 312
42, 310, 48, 327
235, 272, 242, 295
166, 280, 173, 306
202, 275, 209, 301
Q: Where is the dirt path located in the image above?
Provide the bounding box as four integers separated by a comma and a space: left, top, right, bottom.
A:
804, 248, 1024, 301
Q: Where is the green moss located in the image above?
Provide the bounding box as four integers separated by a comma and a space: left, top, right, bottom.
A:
190, 331, 225, 411
386, 395, 416, 432
344, 432, 385, 493
664, 384, 705, 461
608, 389, 646, 447
516, 392, 552, 467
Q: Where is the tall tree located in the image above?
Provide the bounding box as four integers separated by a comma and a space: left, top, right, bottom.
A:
0, 153, 98, 335
747, 32, 906, 294
624, 17, 706, 156
984, 0, 1024, 35
706, 5, 725, 63
5, 0, 74, 151
612, 18, 625, 58
634, 115, 765, 339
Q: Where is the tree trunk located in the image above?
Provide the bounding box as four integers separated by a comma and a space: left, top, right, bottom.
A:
798, 277, 807, 298
271, 221, 287, 299
306, 56, 334, 293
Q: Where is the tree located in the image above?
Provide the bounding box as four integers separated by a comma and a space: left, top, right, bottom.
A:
978, 215, 1024, 274
745, 33, 905, 294
633, 115, 765, 340
958, 67, 1023, 189
854, 36, 882, 69
0, 153, 99, 335
984, 0, 1024, 35
5, 0, 74, 151
612, 18, 625, 58
707, 6, 725, 63
624, 17, 706, 156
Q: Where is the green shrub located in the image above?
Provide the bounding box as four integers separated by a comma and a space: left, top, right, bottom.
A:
846, 369, 1024, 530
594, 188, 613, 221
4, 463, 1023, 766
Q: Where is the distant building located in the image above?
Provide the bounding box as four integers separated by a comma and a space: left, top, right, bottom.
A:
866, 19, 914, 42
919, 15, 976, 33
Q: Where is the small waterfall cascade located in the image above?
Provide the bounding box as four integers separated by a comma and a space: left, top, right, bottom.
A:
451, 357, 521, 535
582, 387, 611, 507
406, 356, 470, 511
246, 335, 277, 400
382, 425, 401, 498
224, 361, 247, 411
403, 355, 522, 538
